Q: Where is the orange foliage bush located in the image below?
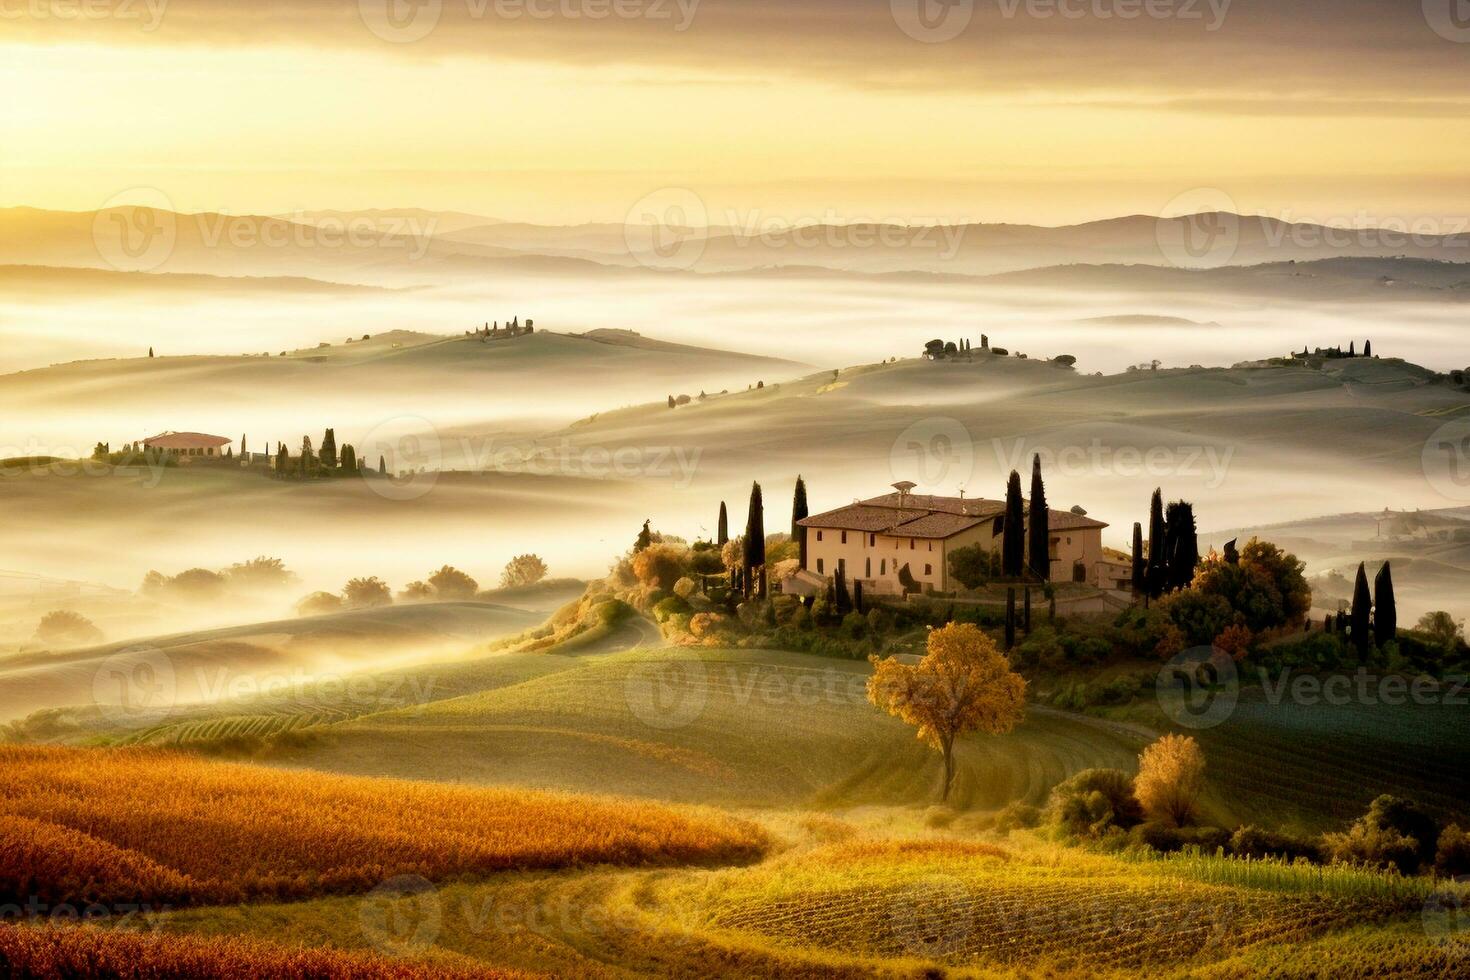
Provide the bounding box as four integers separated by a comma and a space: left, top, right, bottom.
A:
0, 746, 768, 908
0, 924, 514, 979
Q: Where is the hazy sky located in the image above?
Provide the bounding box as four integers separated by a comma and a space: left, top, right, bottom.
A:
4, 0, 1470, 224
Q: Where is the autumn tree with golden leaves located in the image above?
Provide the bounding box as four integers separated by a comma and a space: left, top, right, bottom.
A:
1135, 733, 1206, 827
867, 622, 1026, 802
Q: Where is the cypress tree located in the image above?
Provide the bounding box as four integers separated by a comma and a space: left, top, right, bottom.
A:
1373, 561, 1396, 647
744, 482, 765, 598
1145, 489, 1166, 598
1164, 500, 1199, 592
1130, 522, 1145, 594
792, 475, 809, 566
717, 501, 729, 546
853, 580, 864, 615
1023, 586, 1032, 634
834, 565, 850, 615
378, 455, 387, 475
341, 444, 357, 473
1350, 562, 1372, 654
148, 347, 154, 358
241, 434, 247, 457
1002, 470, 1025, 577
275, 442, 289, 473
320, 428, 337, 469
1364, 339, 1372, 357
1027, 455, 1050, 581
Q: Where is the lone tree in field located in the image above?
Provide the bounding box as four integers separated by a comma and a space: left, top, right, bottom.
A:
501, 553, 548, 588
378, 455, 387, 475
1374, 561, 1396, 647
1351, 562, 1372, 654
1001, 470, 1025, 578
743, 481, 766, 598
1027, 455, 1050, 581
792, 475, 809, 566
868, 622, 1026, 802
1135, 734, 1205, 827
1130, 522, 1145, 595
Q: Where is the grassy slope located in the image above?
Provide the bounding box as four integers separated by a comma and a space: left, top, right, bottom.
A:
0, 600, 543, 725
266, 646, 1146, 809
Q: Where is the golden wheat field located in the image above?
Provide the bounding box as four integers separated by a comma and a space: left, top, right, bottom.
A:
0, 745, 768, 908
0, 923, 520, 979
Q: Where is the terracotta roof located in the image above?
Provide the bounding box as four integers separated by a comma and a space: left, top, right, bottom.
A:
799, 491, 1107, 539
141, 431, 232, 450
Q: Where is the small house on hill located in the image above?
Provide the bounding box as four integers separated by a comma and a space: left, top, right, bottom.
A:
796, 486, 1107, 595
141, 431, 231, 460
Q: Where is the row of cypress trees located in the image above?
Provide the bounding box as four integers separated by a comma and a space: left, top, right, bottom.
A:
1343, 560, 1396, 652
999, 456, 1052, 581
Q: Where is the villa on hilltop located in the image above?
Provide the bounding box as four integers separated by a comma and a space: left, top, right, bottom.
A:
141, 431, 232, 459
796, 485, 1107, 595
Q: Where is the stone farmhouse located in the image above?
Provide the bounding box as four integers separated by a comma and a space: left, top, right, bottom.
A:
796, 484, 1107, 595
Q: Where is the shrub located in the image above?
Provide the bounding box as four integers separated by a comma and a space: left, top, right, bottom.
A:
428, 565, 479, 599
33, 611, 103, 647
1435, 824, 1470, 877
295, 592, 344, 617
994, 801, 1042, 833
1131, 821, 1230, 854
1135, 734, 1205, 827
342, 577, 392, 609
500, 554, 548, 588
398, 580, 432, 601
1045, 768, 1143, 837
653, 595, 692, 623
949, 544, 1000, 589
1229, 825, 1323, 863
840, 611, 867, 639
1322, 820, 1420, 875
688, 612, 731, 639
632, 544, 688, 591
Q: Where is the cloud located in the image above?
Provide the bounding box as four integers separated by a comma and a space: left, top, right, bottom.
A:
8, 0, 1468, 106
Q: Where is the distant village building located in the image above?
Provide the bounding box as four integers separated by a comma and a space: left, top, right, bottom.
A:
796, 487, 1108, 595
141, 431, 231, 460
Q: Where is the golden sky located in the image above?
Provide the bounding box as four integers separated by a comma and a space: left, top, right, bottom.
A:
4, 0, 1470, 225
